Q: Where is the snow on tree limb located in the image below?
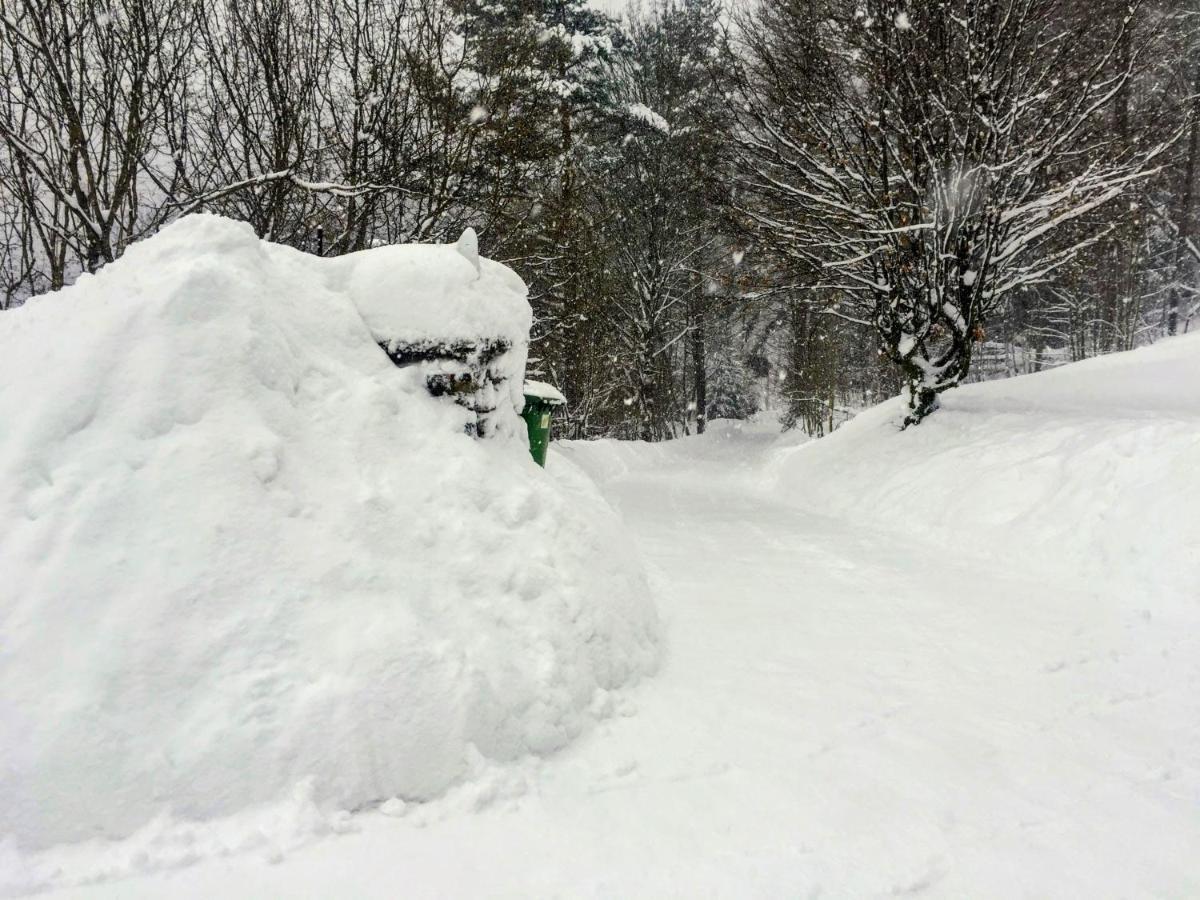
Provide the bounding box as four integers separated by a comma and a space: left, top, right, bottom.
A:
732, 0, 1168, 425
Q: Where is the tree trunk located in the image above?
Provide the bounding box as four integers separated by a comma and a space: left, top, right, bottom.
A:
691, 305, 707, 435
903, 380, 940, 428
1170, 61, 1200, 336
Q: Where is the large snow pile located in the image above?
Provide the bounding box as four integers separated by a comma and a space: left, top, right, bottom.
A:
0, 215, 659, 852
767, 333, 1200, 597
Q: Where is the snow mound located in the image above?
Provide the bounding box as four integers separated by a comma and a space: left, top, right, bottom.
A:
767, 333, 1200, 596
0, 215, 659, 852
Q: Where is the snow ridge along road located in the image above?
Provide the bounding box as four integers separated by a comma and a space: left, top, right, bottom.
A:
29, 378, 1200, 897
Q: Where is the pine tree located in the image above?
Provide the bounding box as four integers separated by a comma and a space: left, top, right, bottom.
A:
599, 0, 731, 439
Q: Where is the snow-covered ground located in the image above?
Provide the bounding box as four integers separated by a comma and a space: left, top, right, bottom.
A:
8, 333, 1199, 897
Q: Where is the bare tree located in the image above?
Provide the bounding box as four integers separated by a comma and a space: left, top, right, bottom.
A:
735, 0, 1169, 425
0, 0, 197, 285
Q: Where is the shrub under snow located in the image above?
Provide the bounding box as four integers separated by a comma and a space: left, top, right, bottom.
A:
0, 215, 660, 851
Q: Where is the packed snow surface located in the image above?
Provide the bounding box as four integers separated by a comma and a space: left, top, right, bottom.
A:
5, 328, 1199, 897
0, 215, 659, 856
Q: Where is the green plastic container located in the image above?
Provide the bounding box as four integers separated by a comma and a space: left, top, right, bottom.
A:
521, 381, 566, 467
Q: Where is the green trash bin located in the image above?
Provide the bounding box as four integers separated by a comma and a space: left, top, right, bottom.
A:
521, 380, 566, 467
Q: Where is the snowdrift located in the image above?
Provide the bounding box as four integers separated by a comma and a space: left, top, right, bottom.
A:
767, 334, 1200, 597
0, 215, 659, 852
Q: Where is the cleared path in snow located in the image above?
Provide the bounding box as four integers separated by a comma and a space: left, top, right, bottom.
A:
41, 432, 1200, 898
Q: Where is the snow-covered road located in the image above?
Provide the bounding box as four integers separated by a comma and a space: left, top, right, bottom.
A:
39, 430, 1200, 898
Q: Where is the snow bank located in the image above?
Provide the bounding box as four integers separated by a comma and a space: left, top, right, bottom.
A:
767, 334, 1200, 597
0, 215, 659, 853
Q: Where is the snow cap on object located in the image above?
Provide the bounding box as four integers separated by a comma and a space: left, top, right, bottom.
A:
524, 380, 567, 405
333, 234, 529, 350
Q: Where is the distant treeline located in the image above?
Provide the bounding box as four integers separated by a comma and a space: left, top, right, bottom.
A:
2, 0, 1196, 432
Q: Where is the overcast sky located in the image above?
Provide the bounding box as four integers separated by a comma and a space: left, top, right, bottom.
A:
589, 0, 627, 17
589, 0, 748, 25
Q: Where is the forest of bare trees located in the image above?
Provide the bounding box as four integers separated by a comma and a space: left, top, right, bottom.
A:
2, 0, 1197, 435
